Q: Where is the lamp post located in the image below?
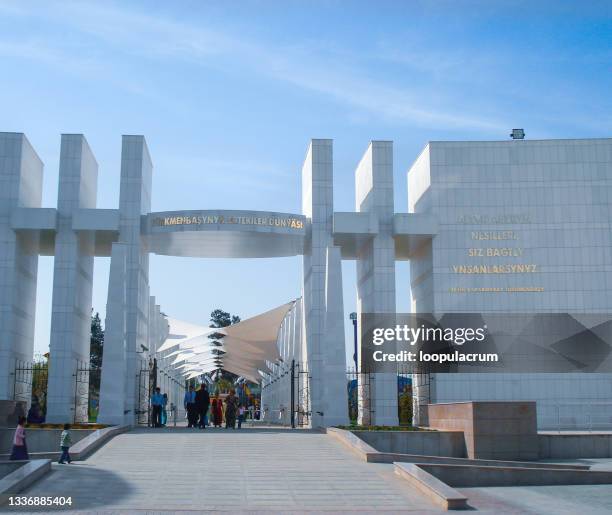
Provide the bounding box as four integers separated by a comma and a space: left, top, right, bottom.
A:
349, 312, 358, 370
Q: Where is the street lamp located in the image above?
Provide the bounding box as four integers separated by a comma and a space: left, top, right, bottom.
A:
349, 312, 358, 370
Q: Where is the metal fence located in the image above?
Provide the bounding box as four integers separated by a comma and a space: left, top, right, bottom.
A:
73, 362, 102, 423
270, 362, 432, 428
136, 359, 156, 425
12, 360, 48, 415
346, 365, 430, 426
288, 360, 310, 428
346, 367, 373, 425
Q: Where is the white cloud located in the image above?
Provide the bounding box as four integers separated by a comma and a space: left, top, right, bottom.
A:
0, 0, 507, 131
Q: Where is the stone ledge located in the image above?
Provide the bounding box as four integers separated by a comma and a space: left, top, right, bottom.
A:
326, 427, 378, 460
374, 452, 589, 469
69, 425, 130, 459
0, 460, 51, 497
417, 462, 612, 488
394, 461, 612, 510
0, 451, 60, 461
394, 462, 467, 510
353, 428, 466, 457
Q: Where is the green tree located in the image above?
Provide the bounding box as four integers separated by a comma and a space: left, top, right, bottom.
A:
90, 311, 104, 369
208, 309, 240, 350
207, 309, 240, 377
209, 310, 240, 340
89, 312, 104, 422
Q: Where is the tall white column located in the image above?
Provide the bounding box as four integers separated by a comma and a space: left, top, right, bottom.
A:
118, 135, 152, 425
0, 133, 43, 402
356, 141, 398, 426
301, 139, 334, 428
46, 134, 98, 423
323, 246, 349, 425
98, 243, 128, 425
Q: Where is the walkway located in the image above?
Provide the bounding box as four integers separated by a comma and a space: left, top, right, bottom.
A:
9, 427, 612, 513
8, 426, 441, 513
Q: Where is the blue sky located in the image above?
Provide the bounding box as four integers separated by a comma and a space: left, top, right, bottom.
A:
1, 0, 610, 362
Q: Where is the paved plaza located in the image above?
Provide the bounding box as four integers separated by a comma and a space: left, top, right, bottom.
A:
7, 427, 437, 513
5, 427, 612, 513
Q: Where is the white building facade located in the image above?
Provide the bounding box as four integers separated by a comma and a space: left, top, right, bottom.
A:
408, 139, 612, 429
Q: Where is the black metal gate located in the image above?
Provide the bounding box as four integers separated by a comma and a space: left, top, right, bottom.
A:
12, 360, 48, 417
411, 369, 431, 426
397, 365, 415, 426
346, 367, 373, 425
136, 359, 157, 425
290, 361, 310, 427
73, 362, 102, 423
347, 366, 429, 426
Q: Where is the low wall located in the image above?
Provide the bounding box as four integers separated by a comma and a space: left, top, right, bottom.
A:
69, 425, 129, 460
539, 433, 612, 459
353, 430, 465, 458
394, 463, 468, 510
425, 401, 538, 460
419, 462, 612, 488
0, 428, 94, 456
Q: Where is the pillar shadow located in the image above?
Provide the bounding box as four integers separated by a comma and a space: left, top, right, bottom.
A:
2, 466, 133, 511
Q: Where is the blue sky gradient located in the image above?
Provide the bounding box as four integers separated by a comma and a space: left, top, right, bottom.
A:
0, 0, 610, 361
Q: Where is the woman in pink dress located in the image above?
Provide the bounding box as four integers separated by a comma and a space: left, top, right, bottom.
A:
10, 416, 29, 460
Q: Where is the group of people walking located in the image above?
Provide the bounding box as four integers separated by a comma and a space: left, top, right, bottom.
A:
183, 384, 246, 429
9, 416, 72, 464
150, 387, 171, 427
8, 383, 249, 466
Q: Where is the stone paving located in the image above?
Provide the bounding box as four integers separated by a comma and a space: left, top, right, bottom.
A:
5, 426, 441, 513
5, 427, 612, 514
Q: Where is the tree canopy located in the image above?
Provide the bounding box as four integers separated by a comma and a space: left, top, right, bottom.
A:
207, 309, 240, 374
90, 311, 104, 369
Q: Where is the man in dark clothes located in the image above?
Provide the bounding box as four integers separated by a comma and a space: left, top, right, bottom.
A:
184, 385, 197, 428
195, 384, 210, 429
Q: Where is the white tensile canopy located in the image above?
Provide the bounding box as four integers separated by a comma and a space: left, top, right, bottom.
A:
217, 302, 293, 381
157, 319, 219, 353
157, 302, 294, 382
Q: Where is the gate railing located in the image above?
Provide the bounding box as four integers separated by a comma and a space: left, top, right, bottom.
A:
73, 361, 102, 423
345, 365, 430, 427
295, 362, 310, 427
136, 359, 156, 426
291, 361, 309, 427
12, 359, 48, 416
280, 362, 432, 428
346, 367, 374, 425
